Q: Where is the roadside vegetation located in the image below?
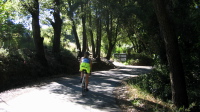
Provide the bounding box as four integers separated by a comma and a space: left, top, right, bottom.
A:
119, 67, 200, 112
1, 0, 200, 111
0, 47, 115, 92
0, 48, 78, 92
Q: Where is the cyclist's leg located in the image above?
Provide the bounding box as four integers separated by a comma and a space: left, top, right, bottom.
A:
79, 71, 83, 82
80, 71, 83, 78
85, 67, 90, 90
79, 63, 85, 81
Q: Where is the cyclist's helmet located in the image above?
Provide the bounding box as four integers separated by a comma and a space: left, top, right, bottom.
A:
84, 51, 90, 56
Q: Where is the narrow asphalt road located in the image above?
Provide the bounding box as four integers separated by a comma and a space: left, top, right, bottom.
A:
0, 62, 152, 112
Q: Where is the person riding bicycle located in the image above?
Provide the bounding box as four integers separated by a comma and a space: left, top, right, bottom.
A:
79, 52, 92, 91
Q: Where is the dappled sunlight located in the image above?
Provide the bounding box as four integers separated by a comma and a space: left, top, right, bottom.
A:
0, 48, 9, 58
0, 64, 153, 112
47, 64, 152, 111
106, 78, 121, 83
114, 83, 171, 112
0, 0, 198, 110
108, 65, 152, 79
17, 49, 26, 60
0, 89, 97, 112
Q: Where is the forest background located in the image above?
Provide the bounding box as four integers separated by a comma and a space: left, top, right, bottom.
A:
0, 0, 200, 111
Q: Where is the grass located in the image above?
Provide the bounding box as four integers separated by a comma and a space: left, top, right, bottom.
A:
125, 83, 172, 112
121, 68, 200, 112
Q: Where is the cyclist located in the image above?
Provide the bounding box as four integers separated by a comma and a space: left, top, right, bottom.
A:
79, 52, 92, 91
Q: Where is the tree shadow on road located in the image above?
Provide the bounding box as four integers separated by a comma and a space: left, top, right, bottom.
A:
50, 65, 152, 111
51, 73, 121, 111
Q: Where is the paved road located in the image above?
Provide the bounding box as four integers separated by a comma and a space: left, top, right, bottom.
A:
0, 62, 152, 112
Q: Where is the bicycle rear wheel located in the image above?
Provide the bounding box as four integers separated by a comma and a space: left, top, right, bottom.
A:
82, 76, 86, 96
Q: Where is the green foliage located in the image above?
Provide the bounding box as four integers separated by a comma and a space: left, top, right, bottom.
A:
0, 1, 12, 23
0, 0, 200, 109
41, 27, 53, 48
127, 68, 171, 101
57, 49, 79, 74
126, 53, 154, 66
131, 99, 141, 106
127, 66, 200, 111
0, 20, 30, 50
114, 47, 126, 53
0, 48, 79, 92
0, 48, 9, 58
0, 48, 32, 91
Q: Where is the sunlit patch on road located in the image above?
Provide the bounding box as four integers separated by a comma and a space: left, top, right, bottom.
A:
0, 63, 152, 112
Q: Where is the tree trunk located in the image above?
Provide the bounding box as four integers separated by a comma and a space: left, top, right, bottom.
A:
106, 43, 115, 60
105, 12, 118, 60
89, 10, 96, 58
68, 1, 81, 57
153, 0, 188, 108
105, 10, 111, 60
52, 0, 62, 54
72, 20, 81, 56
96, 17, 102, 61
81, 3, 87, 54
31, 0, 47, 66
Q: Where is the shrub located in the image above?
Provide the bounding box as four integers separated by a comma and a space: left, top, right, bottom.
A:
0, 49, 32, 91
127, 68, 171, 101
126, 53, 154, 66
0, 48, 80, 92
0, 48, 9, 58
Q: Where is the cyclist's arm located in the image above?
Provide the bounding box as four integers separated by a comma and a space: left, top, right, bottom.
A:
80, 57, 83, 63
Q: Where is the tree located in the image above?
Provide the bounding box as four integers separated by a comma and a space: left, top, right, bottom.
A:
105, 11, 118, 60
51, 0, 63, 54
67, 0, 82, 57
95, 15, 102, 61
22, 0, 48, 66
0, 1, 12, 44
153, 0, 188, 108
81, 0, 87, 54
0, 1, 9, 23
94, 1, 103, 61
88, 2, 96, 58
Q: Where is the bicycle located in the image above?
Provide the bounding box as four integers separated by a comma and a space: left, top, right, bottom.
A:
81, 70, 87, 96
